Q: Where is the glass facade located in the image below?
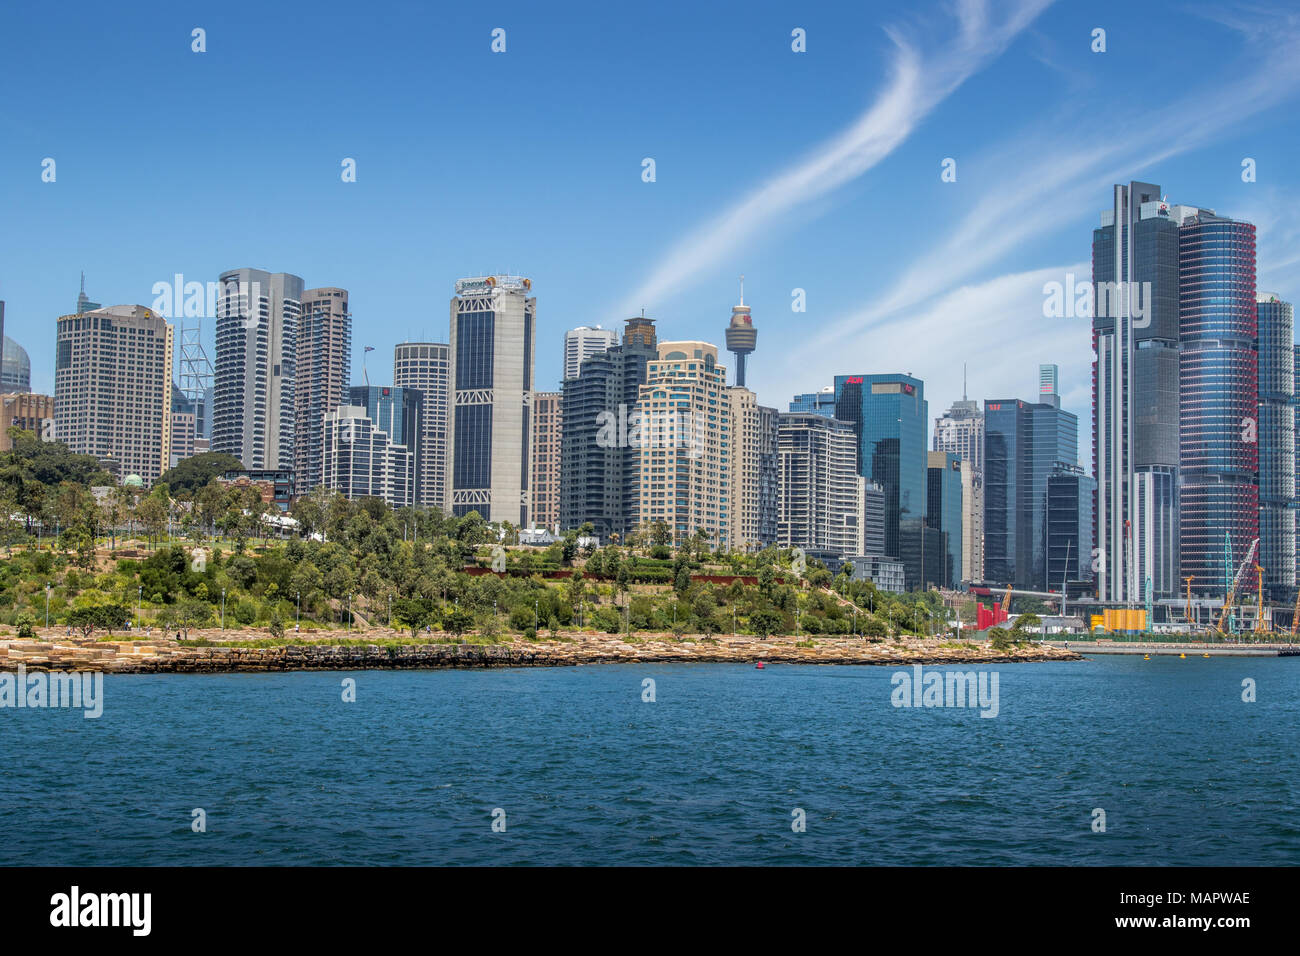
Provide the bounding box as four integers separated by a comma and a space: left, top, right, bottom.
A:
926, 451, 962, 589
1046, 466, 1096, 590
1178, 214, 1258, 592
1257, 296, 1295, 599
833, 374, 927, 589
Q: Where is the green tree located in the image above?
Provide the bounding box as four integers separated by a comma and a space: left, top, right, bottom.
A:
750, 609, 783, 639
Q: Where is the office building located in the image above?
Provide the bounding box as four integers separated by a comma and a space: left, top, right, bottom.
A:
933, 387, 984, 582
322, 404, 415, 508
531, 390, 562, 531
777, 413, 865, 559
1178, 209, 1259, 594
927, 451, 963, 589
560, 316, 658, 539
212, 268, 303, 472
1257, 293, 1294, 600
1046, 464, 1096, 593
0, 392, 55, 451
1, 336, 30, 393
348, 385, 422, 472
984, 377, 1078, 590
1093, 182, 1181, 604
790, 386, 836, 416
393, 342, 451, 509
756, 405, 780, 547
727, 386, 762, 550
295, 287, 351, 492
831, 373, 928, 589
447, 275, 536, 523
563, 326, 618, 382
170, 411, 196, 468
54, 305, 174, 485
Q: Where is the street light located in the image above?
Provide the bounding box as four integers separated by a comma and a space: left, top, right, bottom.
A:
137, 585, 142, 628
45, 583, 51, 629
221, 588, 226, 630
296, 591, 301, 627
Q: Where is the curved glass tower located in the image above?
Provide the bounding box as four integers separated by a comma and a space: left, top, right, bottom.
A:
1178, 214, 1258, 593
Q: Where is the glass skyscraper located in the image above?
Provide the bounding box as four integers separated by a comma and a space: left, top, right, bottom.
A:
832, 374, 928, 589
1257, 294, 1295, 600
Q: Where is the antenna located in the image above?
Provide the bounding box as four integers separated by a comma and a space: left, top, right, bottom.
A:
963, 362, 968, 401
739, 274, 745, 305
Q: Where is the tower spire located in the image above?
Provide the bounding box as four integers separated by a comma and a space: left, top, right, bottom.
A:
963, 362, 967, 401
739, 274, 745, 306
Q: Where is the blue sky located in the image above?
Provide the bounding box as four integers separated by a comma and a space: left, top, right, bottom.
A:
3, 0, 1300, 456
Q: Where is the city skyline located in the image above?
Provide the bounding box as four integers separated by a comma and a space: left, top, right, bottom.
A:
3, 0, 1300, 435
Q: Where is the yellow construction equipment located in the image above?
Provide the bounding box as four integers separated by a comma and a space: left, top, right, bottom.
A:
1184, 576, 1195, 629
1256, 564, 1266, 634
1000, 583, 1012, 615
1291, 587, 1300, 636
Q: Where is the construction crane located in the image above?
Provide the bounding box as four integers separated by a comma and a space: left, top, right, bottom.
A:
1291, 587, 1300, 636
1000, 583, 1012, 615
1216, 537, 1259, 634
1184, 576, 1195, 631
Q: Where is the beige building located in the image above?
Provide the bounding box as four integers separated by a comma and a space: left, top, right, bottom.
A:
394, 342, 451, 509
0, 392, 55, 451
530, 390, 562, 531
446, 276, 536, 524
296, 287, 351, 491
54, 305, 173, 485
633, 341, 732, 549
727, 385, 761, 551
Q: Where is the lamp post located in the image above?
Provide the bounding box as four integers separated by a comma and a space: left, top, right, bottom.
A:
137, 585, 142, 628
45, 583, 51, 629
296, 591, 301, 627
221, 588, 226, 630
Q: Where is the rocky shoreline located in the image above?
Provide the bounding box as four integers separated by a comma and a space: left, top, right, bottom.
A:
0, 629, 1081, 673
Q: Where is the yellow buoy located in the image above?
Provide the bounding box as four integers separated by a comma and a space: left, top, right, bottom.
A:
1203, 653, 1210, 658
1179, 653, 1186, 659
1143, 654, 1150, 660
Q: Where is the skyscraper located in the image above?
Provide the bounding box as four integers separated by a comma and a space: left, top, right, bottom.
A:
725, 278, 757, 387
633, 341, 729, 547
1093, 183, 1181, 605
562, 326, 618, 382
926, 451, 963, 589
790, 386, 837, 416
727, 385, 761, 550
984, 383, 1078, 590
212, 268, 303, 471
832, 373, 928, 589
76, 273, 101, 315
559, 316, 657, 539
1047, 464, 1096, 594
777, 413, 865, 559
296, 287, 351, 492
1256, 293, 1294, 600
1178, 209, 1258, 594
530, 390, 562, 531
55, 305, 173, 485
322, 404, 415, 508
933, 380, 984, 582
393, 342, 451, 509
1, 336, 31, 393
447, 275, 535, 523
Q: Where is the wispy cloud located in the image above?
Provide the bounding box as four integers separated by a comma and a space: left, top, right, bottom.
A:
615, 0, 1053, 317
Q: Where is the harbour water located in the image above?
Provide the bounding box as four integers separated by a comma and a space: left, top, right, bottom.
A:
2, 657, 1296, 865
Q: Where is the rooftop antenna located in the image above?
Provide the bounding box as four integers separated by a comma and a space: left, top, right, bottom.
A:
739, 274, 745, 305
963, 362, 968, 401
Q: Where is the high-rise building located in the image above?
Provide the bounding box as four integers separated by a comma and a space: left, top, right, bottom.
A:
1, 336, 30, 393
926, 451, 963, 589
777, 413, 865, 559
1178, 209, 1258, 595
1047, 464, 1096, 593
76, 273, 101, 315
54, 305, 174, 485
447, 275, 535, 523
1256, 293, 1294, 601
933, 387, 984, 582
831, 373, 928, 589
348, 385, 422, 455
393, 342, 451, 509
727, 385, 761, 550
530, 391, 562, 531
562, 326, 618, 382
296, 287, 351, 492
984, 384, 1078, 590
863, 480, 886, 557
633, 341, 729, 547
790, 386, 837, 416
0, 393, 55, 452
322, 404, 415, 508
559, 316, 658, 539
756, 405, 780, 547
725, 279, 757, 387
170, 411, 196, 469
212, 268, 303, 472
1093, 183, 1181, 605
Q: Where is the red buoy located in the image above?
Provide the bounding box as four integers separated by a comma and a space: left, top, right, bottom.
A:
755, 661, 765, 669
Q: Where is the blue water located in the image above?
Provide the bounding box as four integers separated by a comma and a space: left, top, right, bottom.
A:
1, 657, 1296, 865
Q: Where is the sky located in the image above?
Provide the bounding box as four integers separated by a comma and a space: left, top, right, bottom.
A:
3, 0, 1300, 457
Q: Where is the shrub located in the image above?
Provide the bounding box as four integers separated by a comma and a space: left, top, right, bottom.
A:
15, 613, 36, 638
